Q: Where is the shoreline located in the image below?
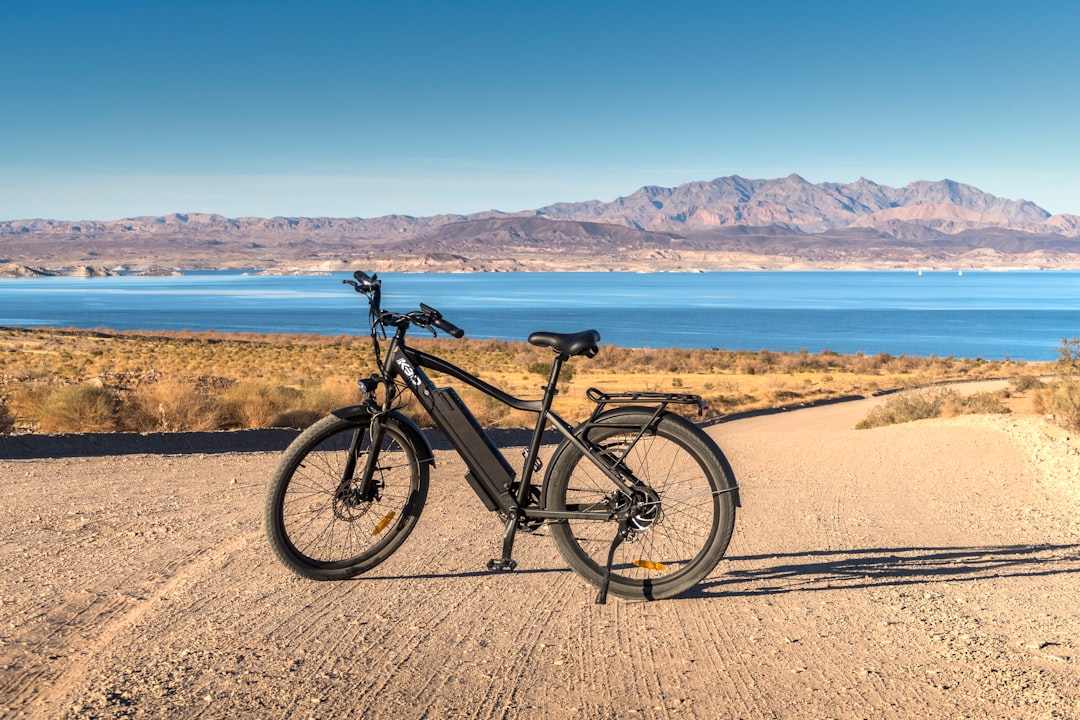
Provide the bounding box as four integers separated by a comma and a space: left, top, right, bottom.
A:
7, 258, 1080, 278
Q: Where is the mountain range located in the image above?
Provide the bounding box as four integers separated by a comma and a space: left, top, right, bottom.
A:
3, 175, 1079, 273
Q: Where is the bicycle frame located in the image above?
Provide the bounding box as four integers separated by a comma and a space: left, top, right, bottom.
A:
366, 323, 700, 530
387, 337, 611, 519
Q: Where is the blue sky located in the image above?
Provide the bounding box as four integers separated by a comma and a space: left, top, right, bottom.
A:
2, 0, 1078, 221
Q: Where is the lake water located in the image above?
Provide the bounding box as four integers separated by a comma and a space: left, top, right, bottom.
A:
2, 270, 1080, 361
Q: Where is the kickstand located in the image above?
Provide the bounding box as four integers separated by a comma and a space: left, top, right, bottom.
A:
487, 507, 519, 572
596, 517, 629, 604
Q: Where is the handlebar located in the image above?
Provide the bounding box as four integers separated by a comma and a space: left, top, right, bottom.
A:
344, 271, 466, 339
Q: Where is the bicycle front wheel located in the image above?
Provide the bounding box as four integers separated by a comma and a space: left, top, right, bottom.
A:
543, 409, 737, 601
264, 413, 429, 580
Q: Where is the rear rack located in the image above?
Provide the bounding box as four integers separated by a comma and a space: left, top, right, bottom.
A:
586, 387, 707, 415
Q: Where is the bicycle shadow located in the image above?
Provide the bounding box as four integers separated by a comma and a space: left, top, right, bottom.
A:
363, 565, 571, 582
346, 544, 1080, 597
689, 543, 1080, 599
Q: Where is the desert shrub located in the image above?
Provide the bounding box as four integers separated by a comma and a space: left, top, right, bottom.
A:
1059, 338, 1080, 372
1046, 338, 1080, 433
1031, 385, 1052, 416
1027, 339, 1080, 431
1036, 378, 1080, 433
942, 390, 1011, 417
36, 383, 120, 433
0, 399, 13, 434
6, 383, 51, 430
526, 362, 575, 383
218, 381, 301, 429
299, 377, 363, 415
123, 376, 221, 432
735, 358, 759, 375
703, 388, 757, 415
1011, 374, 1045, 393
856, 387, 957, 429
1058, 381, 1080, 432
765, 387, 804, 405
262, 378, 364, 429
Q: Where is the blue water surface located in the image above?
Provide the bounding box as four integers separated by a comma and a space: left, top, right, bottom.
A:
2, 270, 1079, 360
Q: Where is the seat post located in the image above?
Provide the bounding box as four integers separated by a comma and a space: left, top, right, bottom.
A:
514, 353, 567, 506
544, 353, 567, 402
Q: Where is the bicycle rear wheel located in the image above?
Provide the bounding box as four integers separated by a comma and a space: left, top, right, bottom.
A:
264, 413, 428, 580
543, 409, 737, 601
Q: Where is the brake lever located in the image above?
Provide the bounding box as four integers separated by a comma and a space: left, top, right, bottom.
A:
419, 303, 465, 338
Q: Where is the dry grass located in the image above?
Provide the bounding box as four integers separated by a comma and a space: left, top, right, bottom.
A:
34, 383, 120, 433
1022, 340, 1080, 434
855, 386, 1013, 430
0, 398, 12, 434
124, 376, 221, 432
943, 390, 1012, 417
0, 326, 1056, 434
855, 387, 954, 429
218, 382, 300, 429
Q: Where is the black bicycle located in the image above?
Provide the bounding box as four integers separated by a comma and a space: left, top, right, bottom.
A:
264, 272, 740, 603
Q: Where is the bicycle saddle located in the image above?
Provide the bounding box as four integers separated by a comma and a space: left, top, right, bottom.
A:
528, 329, 601, 358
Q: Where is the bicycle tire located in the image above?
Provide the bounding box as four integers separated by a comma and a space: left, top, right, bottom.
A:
264, 413, 428, 580
543, 408, 737, 600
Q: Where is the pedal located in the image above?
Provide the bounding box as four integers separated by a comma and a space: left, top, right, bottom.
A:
521, 448, 542, 473
486, 558, 518, 572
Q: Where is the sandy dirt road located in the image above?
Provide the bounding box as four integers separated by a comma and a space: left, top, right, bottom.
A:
2, 395, 1080, 719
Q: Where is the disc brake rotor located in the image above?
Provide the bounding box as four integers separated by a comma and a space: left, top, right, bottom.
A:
332, 484, 373, 521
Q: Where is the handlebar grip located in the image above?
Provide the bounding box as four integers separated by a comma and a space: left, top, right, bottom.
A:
434, 318, 465, 339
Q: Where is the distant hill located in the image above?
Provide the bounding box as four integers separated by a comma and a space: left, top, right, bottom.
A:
531, 175, 1057, 233
3, 176, 1079, 273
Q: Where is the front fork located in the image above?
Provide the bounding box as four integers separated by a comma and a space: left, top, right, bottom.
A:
343, 377, 391, 503
352, 421, 386, 502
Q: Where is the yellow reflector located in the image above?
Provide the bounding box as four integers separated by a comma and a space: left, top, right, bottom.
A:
633, 559, 666, 572
373, 511, 396, 536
